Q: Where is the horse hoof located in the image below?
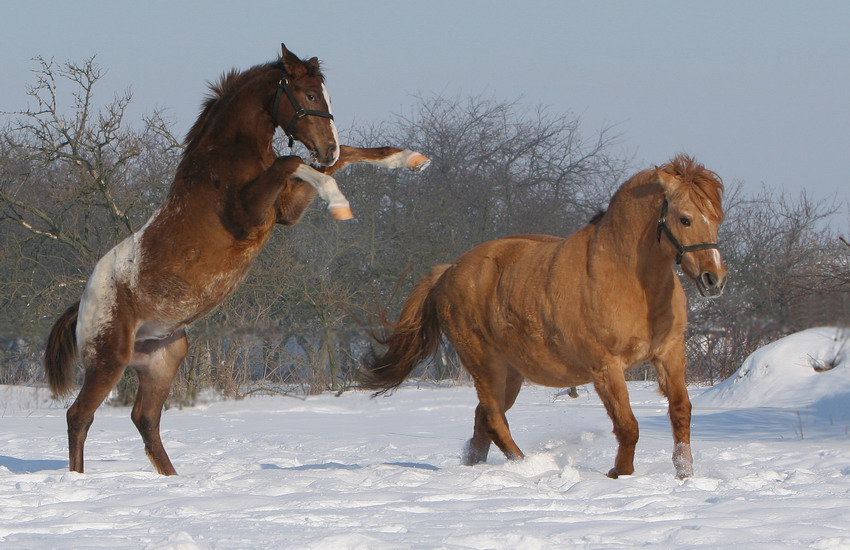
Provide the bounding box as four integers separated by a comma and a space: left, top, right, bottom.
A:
607, 467, 634, 479
673, 443, 694, 479
675, 464, 694, 480
405, 152, 431, 172
329, 205, 354, 220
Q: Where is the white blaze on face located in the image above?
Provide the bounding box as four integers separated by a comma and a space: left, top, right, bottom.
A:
321, 82, 340, 164
709, 247, 722, 268
699, 214, 722, 268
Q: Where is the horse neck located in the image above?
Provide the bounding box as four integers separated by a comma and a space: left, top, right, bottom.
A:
592, 185, 674, 283
190, 67, 279, 158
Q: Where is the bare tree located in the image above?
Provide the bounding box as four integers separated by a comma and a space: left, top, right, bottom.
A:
685, 185, 843, 381
0, 56, 180, 386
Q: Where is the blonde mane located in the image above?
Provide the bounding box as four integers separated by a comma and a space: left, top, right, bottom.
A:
660, 154, 725, 222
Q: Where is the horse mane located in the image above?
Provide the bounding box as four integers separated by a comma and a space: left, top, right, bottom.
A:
658, 154, 725, 222
183, 57, 327, 151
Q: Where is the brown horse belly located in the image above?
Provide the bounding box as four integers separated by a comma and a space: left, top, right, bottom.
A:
138, 260, 252, 326
487, 326, 594, 388
130, 236, 264, 336
518, 358, 593, 388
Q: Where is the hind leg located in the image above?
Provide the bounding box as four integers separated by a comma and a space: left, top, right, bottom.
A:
67, 324, 134, 473
130, 330, 188, 475
464, 363, 525, 465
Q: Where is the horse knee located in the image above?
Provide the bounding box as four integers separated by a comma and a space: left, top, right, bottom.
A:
614, 419, 639, 448
131, 397, 162, 436
130, 403, 146, 431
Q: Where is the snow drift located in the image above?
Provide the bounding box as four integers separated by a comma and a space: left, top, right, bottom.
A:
693, 327, 850, 419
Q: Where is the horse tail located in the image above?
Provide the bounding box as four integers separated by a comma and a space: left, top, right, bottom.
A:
361, 264, 451, 395
44, 301, 80, 398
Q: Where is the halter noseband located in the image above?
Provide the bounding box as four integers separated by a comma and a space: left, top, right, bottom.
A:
271, 70, 334, 148
656, 199, 720, 265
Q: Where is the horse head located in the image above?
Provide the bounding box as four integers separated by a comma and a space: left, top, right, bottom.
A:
656, 156, 727, 298
273, 43, 340, 166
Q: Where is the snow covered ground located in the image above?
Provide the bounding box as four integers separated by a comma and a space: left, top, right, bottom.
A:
2, 328, 850, 549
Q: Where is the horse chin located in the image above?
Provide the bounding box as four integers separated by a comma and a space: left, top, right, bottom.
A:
305, 147, 338, 168
695, 278, 724, 299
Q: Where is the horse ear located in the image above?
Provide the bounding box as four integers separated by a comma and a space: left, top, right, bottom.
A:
656, 167, 679, 195
306, 57, 321, 71
279, 43, 300, 74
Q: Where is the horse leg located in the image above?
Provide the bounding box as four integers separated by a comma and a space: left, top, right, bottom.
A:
291, 163, 352, 219
130, 330, 188, 476
592, 363, 639, 478
322, 146, 431, 176
465, 403, 493, 465
275, 146, 430, 225
67, 324, 134, 473
464, 361, 525, 465
275, 179, 318, 225
652, 340, 693, 479
236, 155, 350, 225
504, 366, 525, 411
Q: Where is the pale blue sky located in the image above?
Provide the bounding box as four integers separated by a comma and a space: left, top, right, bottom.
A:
2, 1, 848, 221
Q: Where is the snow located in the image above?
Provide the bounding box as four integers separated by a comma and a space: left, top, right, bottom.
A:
694, 327, 850, 419
2, 328, 850, 549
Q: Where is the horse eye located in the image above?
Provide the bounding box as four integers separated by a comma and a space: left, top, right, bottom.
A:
679, 217, 691, 227
306, 93, 317, 102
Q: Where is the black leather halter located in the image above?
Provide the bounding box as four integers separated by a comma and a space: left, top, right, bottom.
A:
271, 70, 334, 148
656, 199, 720, 265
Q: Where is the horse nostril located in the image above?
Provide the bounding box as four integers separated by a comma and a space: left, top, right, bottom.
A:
325, 144, 339, 164
701, 272, 718, 288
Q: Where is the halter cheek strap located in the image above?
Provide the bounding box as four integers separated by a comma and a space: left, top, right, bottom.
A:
656, 199, 720, 265
271, 73, 334, 148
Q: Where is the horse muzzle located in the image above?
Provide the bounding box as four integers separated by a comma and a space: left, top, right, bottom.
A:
314, 142, 340, 167
696, 270, 726, 298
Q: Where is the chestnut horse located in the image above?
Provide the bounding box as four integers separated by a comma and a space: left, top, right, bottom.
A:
44, 44, 430, 475
363, 155, 725, 479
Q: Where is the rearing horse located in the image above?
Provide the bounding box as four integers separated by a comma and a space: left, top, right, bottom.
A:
363, 155, 726, 479
44, 44, 430, 475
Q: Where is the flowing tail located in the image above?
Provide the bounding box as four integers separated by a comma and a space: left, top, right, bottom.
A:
44, 301, 80, 398
361, 264, 451, 395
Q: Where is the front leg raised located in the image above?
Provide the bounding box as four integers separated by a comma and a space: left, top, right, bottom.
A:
275, 179, 318, 226
292, 163, 352, 220
237, 156, 307, 230
273, 146, 434, 225
238, 156, 351, 227
323, 146, 431, 176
